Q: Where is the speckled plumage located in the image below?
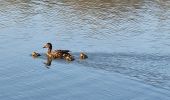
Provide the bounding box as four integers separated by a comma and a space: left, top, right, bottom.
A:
43, 43, 74, 61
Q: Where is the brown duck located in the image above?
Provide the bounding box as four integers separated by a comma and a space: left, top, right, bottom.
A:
43, 43, 74, 61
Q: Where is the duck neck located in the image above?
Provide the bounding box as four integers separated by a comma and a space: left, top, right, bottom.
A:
48, 48, 52, 54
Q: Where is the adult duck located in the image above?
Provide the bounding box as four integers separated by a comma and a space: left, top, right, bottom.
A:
43, 43, 71, 59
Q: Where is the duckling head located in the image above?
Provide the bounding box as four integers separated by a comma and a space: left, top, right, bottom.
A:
80, 52, 88, 59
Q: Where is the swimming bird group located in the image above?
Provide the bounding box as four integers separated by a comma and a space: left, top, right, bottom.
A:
32, 43, 88, 61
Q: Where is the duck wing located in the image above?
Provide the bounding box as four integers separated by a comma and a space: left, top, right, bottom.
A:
55, 50, 70, 53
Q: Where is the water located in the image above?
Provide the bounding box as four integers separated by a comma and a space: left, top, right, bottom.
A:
0, 0, 170, 99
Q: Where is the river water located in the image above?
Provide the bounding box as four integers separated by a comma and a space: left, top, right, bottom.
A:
0, 0, 170, 99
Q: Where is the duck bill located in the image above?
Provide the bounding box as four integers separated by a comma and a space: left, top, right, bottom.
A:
43, 45, 47, 48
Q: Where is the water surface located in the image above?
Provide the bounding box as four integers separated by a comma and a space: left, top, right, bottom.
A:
0, 0, 170, 99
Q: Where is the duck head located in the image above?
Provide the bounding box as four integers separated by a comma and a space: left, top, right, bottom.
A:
43, 43, 52, 53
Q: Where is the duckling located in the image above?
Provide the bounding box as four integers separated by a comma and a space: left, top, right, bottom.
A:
80, 52, 88, 59
63, 53, 75, 61
65, 55, 75, 61
43, 43, 70, 59
32, 52, 41, 57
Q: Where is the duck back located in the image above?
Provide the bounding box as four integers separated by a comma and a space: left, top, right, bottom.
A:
55, 50, 70, 53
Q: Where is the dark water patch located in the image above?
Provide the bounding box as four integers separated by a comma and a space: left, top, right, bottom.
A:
73, 52, 170, 90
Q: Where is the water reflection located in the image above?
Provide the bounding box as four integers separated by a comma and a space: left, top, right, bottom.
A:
44, 57, 52, 67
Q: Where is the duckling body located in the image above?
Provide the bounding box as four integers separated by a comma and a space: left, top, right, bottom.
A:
63, 53, 75, 61
80, 52, 88, 59
43, 43, 74, 61
65, 56, 74, 61
32, 52, 41, 57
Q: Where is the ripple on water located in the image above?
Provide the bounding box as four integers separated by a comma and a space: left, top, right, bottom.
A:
0, 0, 170, 99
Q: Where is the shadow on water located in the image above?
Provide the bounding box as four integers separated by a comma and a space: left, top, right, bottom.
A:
32, 52, 170, 90
77, 52, 170, 90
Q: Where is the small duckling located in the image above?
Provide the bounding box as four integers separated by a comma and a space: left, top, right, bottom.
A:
32, 52, 41, 57
65, 56, 75, 61
80, 52, 88, 59
63, 53, 75, 61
